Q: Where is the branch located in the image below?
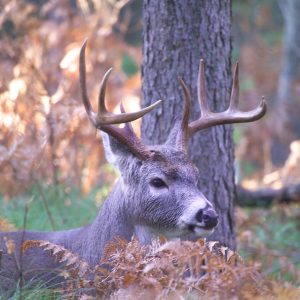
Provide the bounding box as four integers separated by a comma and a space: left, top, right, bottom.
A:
236, 183, 300, 207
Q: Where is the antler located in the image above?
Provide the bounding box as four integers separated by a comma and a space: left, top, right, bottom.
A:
178, 60, 266, 145
79, 40, 162, 159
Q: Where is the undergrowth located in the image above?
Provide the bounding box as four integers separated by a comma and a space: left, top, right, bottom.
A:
11, 237, 300, 299
0, 183, 100, 231
236, 204, 300, 284
20, 238, 272, 299
1, 185, 300, 299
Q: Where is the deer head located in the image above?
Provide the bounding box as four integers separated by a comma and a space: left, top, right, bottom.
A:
79, 40, 266, 242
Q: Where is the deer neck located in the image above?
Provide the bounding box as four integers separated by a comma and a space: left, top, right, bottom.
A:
73, 180, 134, 266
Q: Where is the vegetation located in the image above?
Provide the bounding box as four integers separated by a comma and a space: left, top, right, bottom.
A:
1, 0, 300, 299
1, 184, 300, 299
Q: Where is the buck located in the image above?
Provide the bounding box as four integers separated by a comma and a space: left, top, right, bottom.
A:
0, 40, 266, 293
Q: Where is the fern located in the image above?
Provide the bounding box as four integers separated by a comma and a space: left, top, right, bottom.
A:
22, 240, 91, 280
21, 238, 300, 299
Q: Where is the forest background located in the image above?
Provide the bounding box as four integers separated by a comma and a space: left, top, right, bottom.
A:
0, 0, 300, 297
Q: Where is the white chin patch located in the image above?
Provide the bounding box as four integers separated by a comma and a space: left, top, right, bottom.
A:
194, 227, 214, 237
135, 225, 188, 244
159, 227, 214, 240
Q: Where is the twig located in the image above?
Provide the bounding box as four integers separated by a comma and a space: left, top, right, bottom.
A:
18, 197, 33, 300
236, 183, 300, 207
36, 180, 56, 231
46, 100, 59, 187
29, 62, 59, 186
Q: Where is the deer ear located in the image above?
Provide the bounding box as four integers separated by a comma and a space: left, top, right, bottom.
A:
101, 132, 136, 167
165, 120, 186, 150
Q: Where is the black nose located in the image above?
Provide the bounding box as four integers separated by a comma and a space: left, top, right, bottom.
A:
195, 209, 203, 222
196, 208, 218, 229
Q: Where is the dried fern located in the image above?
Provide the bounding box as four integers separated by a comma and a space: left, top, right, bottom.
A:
21, 237, 300, 299
0, 218, 16, 232
22, 240, 91, 280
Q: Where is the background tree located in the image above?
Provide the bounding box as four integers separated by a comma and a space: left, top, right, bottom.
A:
277, 0, 300, 105
141, 1, 234, 248
271, 0, 300, 165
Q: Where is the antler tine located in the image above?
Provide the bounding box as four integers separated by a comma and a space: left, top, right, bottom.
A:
98, 68, 112, 114
176, 77, 192, 149
229, 62, 239, 111
188, 60, 267, 136
198, 59, 210, 116
94, 66, 162, 125
178, 78, 191, 130
79, 39, 97, 126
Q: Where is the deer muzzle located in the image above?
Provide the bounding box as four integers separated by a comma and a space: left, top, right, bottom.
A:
195, 208, 219, 229
178, 199, 219, 237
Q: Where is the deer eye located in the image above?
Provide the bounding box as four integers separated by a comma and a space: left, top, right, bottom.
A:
150, 178, 167, 188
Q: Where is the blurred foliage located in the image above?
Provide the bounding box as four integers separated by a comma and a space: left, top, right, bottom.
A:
232, 0, 299, 183
240, 140, 300, 190
233, 0, 283, 47
236, 204, 300, 285
122, 53, 139, 75
0, 0, 140, 198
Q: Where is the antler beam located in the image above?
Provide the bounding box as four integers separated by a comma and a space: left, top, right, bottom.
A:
79, 39, 162, 159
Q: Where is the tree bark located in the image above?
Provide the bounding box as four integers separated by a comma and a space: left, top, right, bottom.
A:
142, 0, 235, 249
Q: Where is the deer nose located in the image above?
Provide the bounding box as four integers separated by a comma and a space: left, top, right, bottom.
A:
196, 208, 218, 229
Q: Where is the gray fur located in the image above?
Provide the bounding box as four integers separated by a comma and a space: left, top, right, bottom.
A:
0, 136, 218, 294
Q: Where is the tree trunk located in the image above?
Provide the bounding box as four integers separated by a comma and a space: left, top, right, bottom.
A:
277, 0, 300, 103
142, 0, 235, 249
271, 0, 300, 165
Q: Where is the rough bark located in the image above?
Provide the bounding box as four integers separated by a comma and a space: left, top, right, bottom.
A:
142, 0, 235, 249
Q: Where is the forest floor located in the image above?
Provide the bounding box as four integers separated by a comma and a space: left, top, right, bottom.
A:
0, 181, 299, 299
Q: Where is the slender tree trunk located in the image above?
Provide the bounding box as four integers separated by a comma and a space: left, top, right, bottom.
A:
142, 0, 235, 249
271, 0, 300, 165
277, 0, 300, 103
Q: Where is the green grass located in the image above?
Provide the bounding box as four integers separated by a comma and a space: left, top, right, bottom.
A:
1, 283, 61, 300
237, 205, 300, 284
0, 183, 101, 232
0, 183, 106, 299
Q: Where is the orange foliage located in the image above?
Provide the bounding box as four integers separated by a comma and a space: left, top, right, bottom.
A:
0, 0, 141, 197
23, 237, 276, 299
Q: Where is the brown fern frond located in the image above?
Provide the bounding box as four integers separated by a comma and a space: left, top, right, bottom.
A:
0, 218, 16, 232
22, 240, 92, 279
18, 237, 299, 299
95, 237, 273, 299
